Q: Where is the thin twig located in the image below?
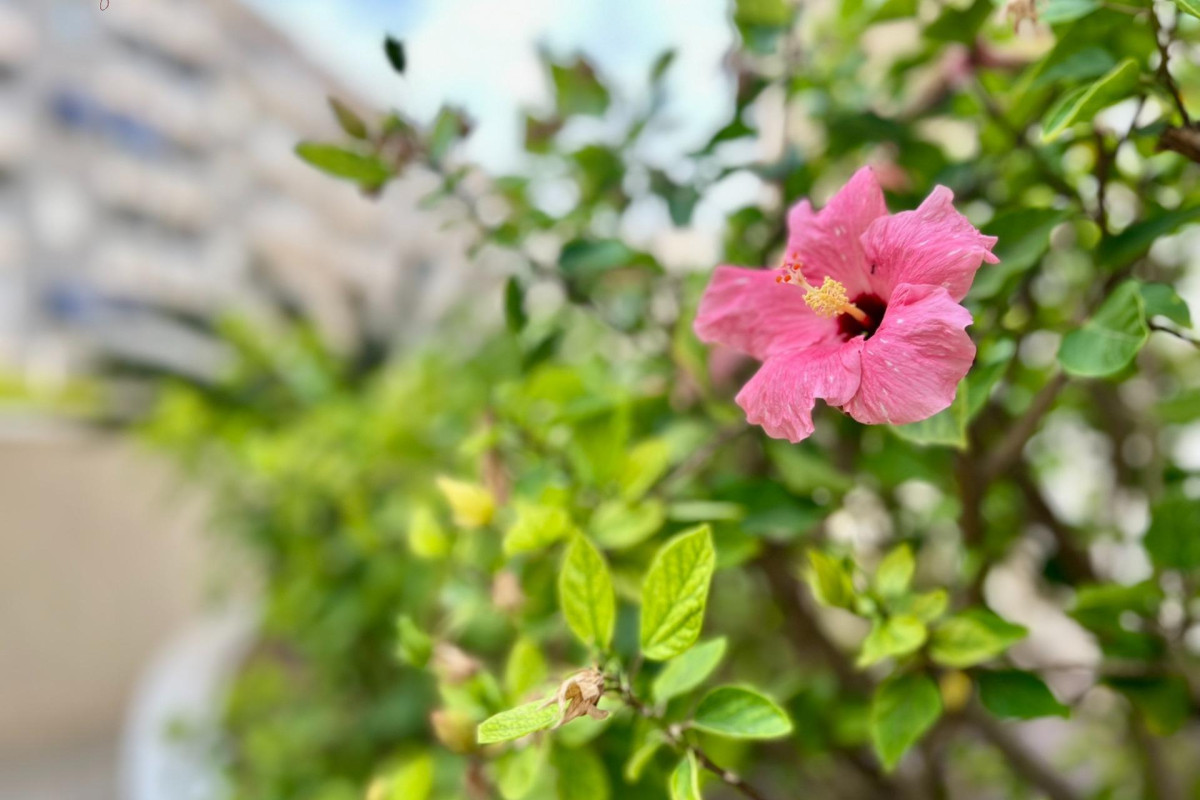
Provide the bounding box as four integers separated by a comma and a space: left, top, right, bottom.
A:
1150, 8, 1191, 126
982, 372, 1069, 481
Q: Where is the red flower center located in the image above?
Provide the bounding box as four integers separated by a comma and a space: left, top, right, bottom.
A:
838, 293, 886, 340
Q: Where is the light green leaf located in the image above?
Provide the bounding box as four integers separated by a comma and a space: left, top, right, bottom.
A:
1041, 58, 1140, 141
972, 209, 1073, 300
807, 551, 856, 610
590, 499, 665, 549
554, 745, 611, 800
1099, 206, 1200, 269
559, 535, 616, 651
328, 97, 368, 139
505, 502, 573, 556
892, 589, 949, 624
692, 686, 793, 739
1041, 0, 1101, 24
395, 615, 432, 668
496, 745, 546, 800
767, 441, 853, 494
624, 728, 668, 782
1058, 280, 1149, 377
385, 753, 433, 800
505, 636, 548, 702
875, 544, 915, 599
666, 501, 744, 522
857, 616, 928, 668
870, 673, 943, 771
978, 670, 1069, 720
295, 142, 392, 188
930, 609, 1027, 668
1172, 0, 1200, 20
640, 526, 716, 660
1140, 282, 1192, 328
669, 752, 702, 800
621, 438, 672, 501
890, 387, 968, 449
1144, 489, 1200, 570
408, 505, 449, 560
653, 637, 728, 703
478, 701, 561, 744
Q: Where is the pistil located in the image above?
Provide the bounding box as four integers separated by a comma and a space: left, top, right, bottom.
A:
776, 257, 872, 326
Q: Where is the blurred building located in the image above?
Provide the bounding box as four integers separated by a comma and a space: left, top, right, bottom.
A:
0, 0, 470, 385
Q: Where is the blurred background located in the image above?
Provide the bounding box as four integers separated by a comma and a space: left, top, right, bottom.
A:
0, 0, 751, 797
0, 0, 729, 797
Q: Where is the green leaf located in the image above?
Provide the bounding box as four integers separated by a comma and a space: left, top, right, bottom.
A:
554, 746, 611, 800
385, 754, 434, 800
559, 239, 636, 281
653, 637, 728, 703
505, 277, 528, 334
669, 752, 701, 800
870, 673, 943, 771
892, 589, 949, 624
1107, 675, 1191, 735
407, 504, 449, 560
640, 525, 717, 660
1098, 206, 1200, 269
589, 499, 665, 550
925, 0, 992, 42
767, 441, 853, 494
550, 56, 611, 117
930, 609, 1027, 668
395, 615, 432, 668
505, 502, 572, 557
1041, 58, 1140, 141
384, 36, 406, 74
857, 616, 928, 667
1144, 490, 1200, 570
328, 97, 368, 139
1172, 0, 1200, 19
295, 143, 392, 189
692, 685, 794, 739
496, 745, 545, 800
621, 438, 672, 501
875, 544, 915, 598
428, 107, 470, 162
559, 535, 616, 651
971, 209, 1073, 300
978, 670, 1069, 720
1058, 280, 1149, 377
890, 387, 968, 449
1041, 0, 1101, 24
624, 727, 668, 782
505, 636, 548, 702
478, 701, 561, 744
1139, 282, 1192, 328
807, 550, 856, 610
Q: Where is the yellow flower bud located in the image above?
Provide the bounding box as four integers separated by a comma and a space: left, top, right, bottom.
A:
435, 476, 495, 528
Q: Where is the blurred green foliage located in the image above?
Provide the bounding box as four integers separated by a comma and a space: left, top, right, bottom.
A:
136, 0, 1200, 797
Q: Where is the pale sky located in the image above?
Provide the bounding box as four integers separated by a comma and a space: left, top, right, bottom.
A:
245, 0, 738, 172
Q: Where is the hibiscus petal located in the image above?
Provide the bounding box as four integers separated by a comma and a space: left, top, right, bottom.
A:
694, 266, 837, 360
842, 284, 975, 426
787, 167, 888, 298
735, 339, 864, 443
862, 185, 998, 303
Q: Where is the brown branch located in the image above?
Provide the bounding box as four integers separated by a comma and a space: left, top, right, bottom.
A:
1150, 8, 1191, 126
982, 372, 1068, 481
964, 708, 1082, 800
1132, 716, 1185, 800
1013, 470, 1096, 584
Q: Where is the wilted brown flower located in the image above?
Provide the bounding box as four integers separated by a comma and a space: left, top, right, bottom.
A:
1004, 0, 1038, 32
544, 668, 609, 728
432, 642, 481, 684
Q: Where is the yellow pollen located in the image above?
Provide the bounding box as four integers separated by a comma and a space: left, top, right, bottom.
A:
804, 278, 850, 318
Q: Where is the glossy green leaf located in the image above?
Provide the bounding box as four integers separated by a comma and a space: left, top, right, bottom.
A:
1041, 58, 1140, 141
559, 535, 616, 651
692, 686, 794, 739
505, 502, 572, 556
478, 701, 561, 744
875, 544, 915, 598
890, 387, 968, 449
807, 550, 855, 610
870, 673, 943, 771
590, 499, 665, 549
1144, 490, 1200, 570
1172, 0, 1200, 19
978, 670, 1069, 720
669, 752, 701, 800
857, 615, 927, 667
930, 609, 1027, 668
640, 525, 716, 660
1058, 281, 1149, 377
1098, 206, 1200, 269
972, 209, 1073, 300
1140, 282, 1192, 328
295, 143, 392, 188
653, 637, 728, 703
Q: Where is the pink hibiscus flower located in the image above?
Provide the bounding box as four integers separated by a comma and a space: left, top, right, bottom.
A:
694, 167, 998, 443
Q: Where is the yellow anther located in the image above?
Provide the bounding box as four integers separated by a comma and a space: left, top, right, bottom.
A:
803, 278, 851, 318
